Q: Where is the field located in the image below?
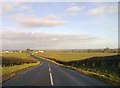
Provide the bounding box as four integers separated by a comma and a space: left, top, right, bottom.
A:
1, 52, 38, 66
2, 52, 30, 59
34, 50, 120, 85
1, 52, 40, 81
36, 51, 117, 61
59, 55, 120, 85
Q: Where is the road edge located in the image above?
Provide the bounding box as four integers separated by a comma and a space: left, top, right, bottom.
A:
2, 61, 41, 83
38, 56, 119, 86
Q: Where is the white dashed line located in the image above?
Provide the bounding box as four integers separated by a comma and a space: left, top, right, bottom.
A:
49, 67, 51, 72
49, 72, 54, 85
48, 63, 54, 86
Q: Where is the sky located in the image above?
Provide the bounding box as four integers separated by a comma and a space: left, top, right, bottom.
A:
0, 1, 118, 50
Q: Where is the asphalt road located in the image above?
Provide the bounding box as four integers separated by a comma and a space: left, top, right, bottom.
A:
3, 55, 110, 86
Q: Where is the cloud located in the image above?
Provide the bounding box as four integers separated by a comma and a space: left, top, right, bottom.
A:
88, 4, 118, 16
12, 14, 66, 28
19, 5, 32, 12
2, 2, 32, 14
108, 5, 118, 14
66, 6, 84, 15
2, 31, 103, 50
2, 2, 16, 14
88, 7, 105, 15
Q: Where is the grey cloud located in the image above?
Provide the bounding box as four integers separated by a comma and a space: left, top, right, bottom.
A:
2, 31, 104, 50
12, 14, 66, 28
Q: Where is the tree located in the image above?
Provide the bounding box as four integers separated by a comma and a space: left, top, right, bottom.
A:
26, 48, 31, 53
104, 47, 110, 52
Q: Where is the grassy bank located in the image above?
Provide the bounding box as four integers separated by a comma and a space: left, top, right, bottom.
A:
1, 52, 38, 66
1, 61, 40, 82
41, 55, 120, 85
1, 52, 40, 82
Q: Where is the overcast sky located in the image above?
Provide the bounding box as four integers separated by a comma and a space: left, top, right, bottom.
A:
1, 1, 118, 50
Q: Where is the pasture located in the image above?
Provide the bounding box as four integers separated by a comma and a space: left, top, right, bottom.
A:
1, 52, 37, 67
1, 52, 40, 81
35, 50, 119, 85
37, 51, 118, 61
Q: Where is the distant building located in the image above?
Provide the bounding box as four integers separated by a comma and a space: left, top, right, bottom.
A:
19, 51, 22, 52
34, 50, 44, 54
5, 51, 9, 53
2, 50, 14, 53
35, 51, 39, 54
39, 51, 44, 53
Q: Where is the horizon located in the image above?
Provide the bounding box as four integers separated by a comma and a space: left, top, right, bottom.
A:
2, 48, 118, 51
1, 2, 118, 50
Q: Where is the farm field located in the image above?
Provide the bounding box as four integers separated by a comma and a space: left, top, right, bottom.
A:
36, 51, 118, 61
1, 52, 40, 81
1, 52, 31, 59
1, 52, 38, 66
35, 50, 120, 85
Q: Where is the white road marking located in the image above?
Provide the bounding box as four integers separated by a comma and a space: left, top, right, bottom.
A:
49, 72, 54, 85
49, 67, 51, 72
48, 63, 54, 86
48, 63, 50, 67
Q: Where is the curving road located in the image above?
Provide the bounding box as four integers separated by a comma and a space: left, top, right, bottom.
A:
3, 55, 110, 86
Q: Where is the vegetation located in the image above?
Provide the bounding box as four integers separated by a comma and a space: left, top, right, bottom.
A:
1, 52, 37, 67
2, 62, 40, 75
1, 61, 40, 82
1, 52, 29, 59
2, 56, 37, 67
34, 50, 120, 85
54, 55, 120, 85
1, 52, 40, 81
35, 50, 117, 61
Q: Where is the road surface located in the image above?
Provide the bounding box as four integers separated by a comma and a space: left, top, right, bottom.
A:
3, 55, 110, 86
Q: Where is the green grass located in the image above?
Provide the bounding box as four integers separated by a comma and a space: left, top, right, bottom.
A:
1, 52, 30, 59
38, 51, 117, 61
1, 52, 40, 81
35, 51, 119, 85
1, 61, 40, 81
2, 61, 40, 75
1, 52, 38, 67
77, 66, 120, 85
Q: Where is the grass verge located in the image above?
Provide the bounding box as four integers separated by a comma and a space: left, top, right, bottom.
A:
38, 56, 120, 86
1, 61, 40, 82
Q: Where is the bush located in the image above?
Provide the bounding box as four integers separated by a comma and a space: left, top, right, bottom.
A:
1, 56, 37, 67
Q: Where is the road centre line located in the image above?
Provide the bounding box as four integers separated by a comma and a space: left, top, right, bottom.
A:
49, 72, 54, 86
49, 67, 51, 72
48, 63, 54, 86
